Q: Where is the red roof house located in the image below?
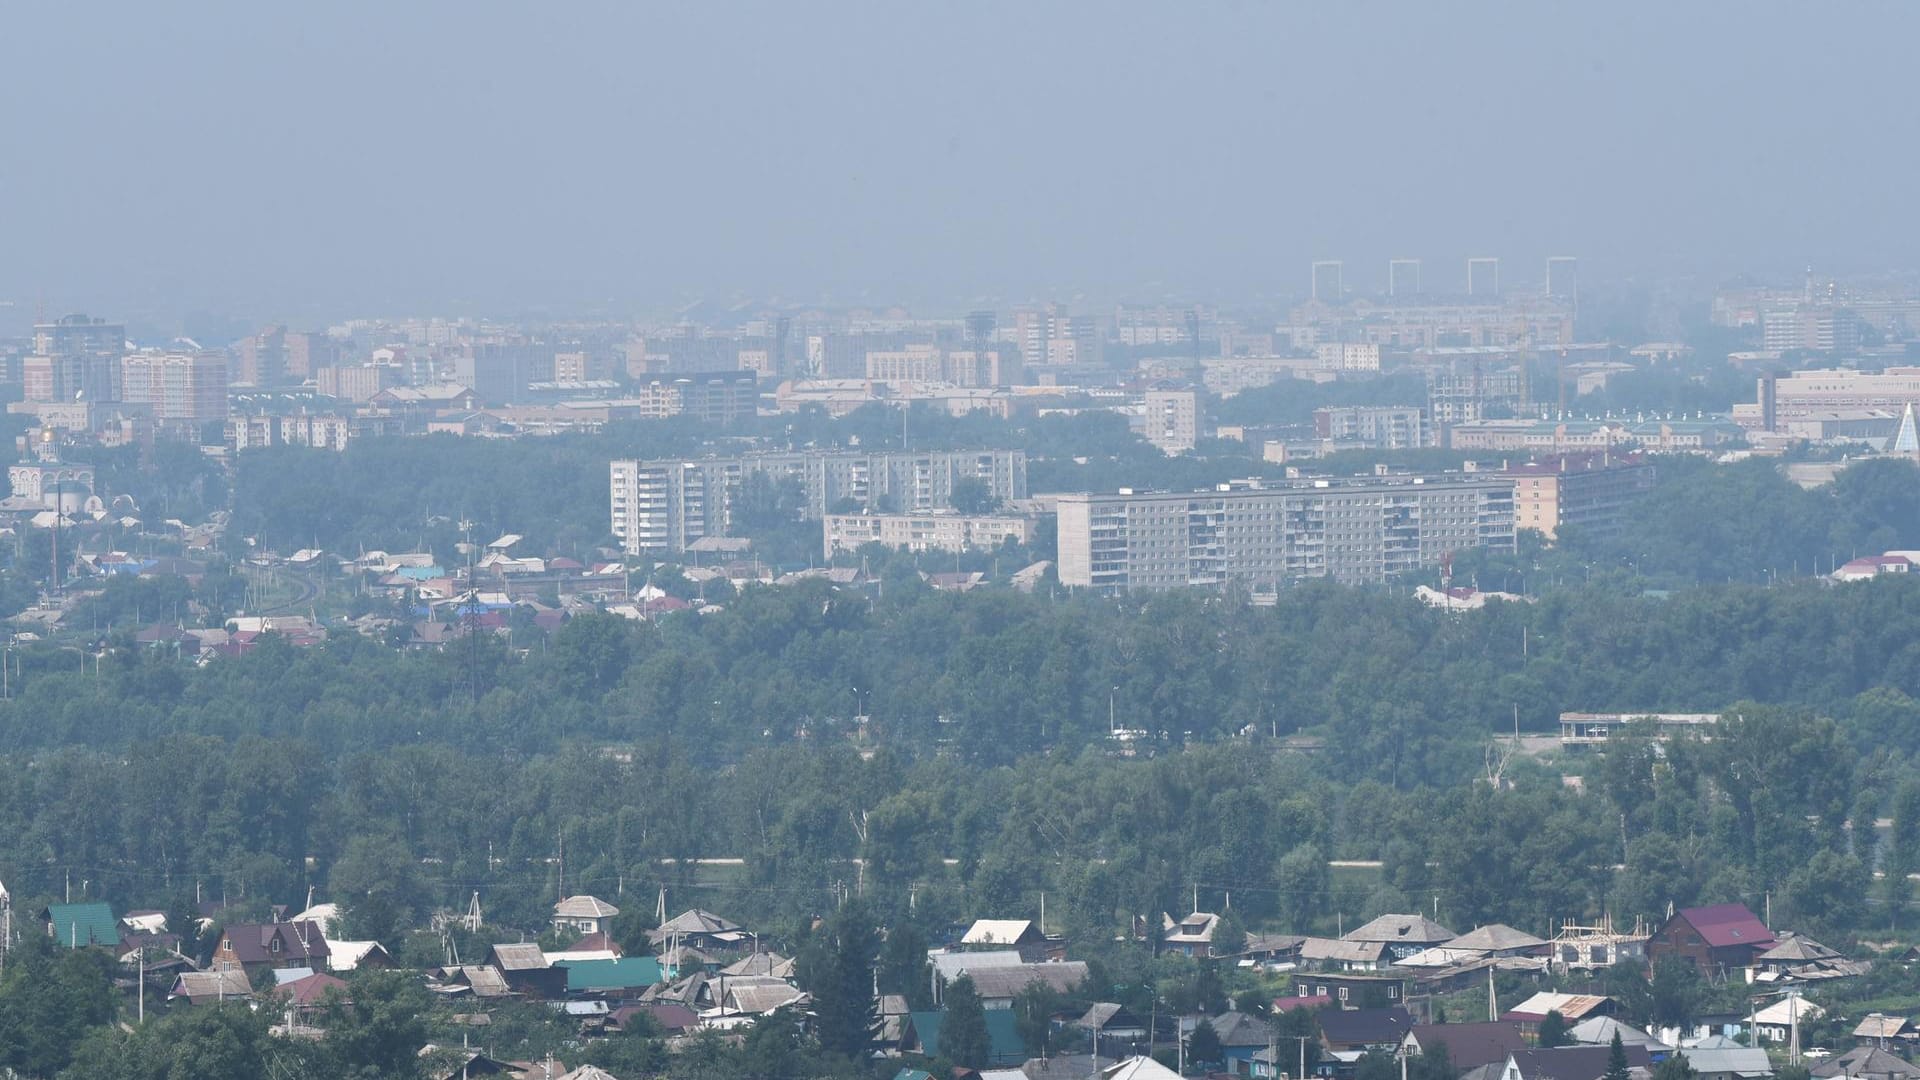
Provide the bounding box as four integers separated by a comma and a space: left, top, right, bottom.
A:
1648, 903, 1776, 975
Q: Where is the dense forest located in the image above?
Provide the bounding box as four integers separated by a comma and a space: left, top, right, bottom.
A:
6, 574, 1920, 946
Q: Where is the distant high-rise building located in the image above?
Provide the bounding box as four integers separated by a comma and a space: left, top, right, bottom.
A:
1312, 260, 1345, 302
233, 325, 288, 388
284, 331, 341, 379
120, 350, 227, 433
26, 313, 125, 404
1389, 259, 1422, 297
1467, 257, 1500, 298
1546, 256, 1578, 302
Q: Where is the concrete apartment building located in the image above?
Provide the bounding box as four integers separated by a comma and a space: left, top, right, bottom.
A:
1314, 406, 1430, 449
316, 363, 401, 403
1761, 306, 1861, 353
1502, 453, 1655, 540
119, 351, 228, 433
24, 313, 125, 404
822, 511, 1033, 557
1054, 475, 1515, 591
611, 449, 1028, 555
1315, 343, 1382, 372
864, 345, 1013, 388
1013, 304, 1098, 370
627, 371, 758, 425
1143, 389, 1202, 453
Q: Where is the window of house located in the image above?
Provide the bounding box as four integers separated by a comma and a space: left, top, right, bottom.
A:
1338, 987, 1350, 1001
271, 938, 282, 953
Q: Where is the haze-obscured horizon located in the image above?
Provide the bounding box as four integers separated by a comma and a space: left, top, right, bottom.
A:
4, 2, 1916, 331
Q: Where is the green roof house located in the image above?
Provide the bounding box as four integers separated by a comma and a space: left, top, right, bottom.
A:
43, 902, 118, 948
907, 1008, 1027, 1066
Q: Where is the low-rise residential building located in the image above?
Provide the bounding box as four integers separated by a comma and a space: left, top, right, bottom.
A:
211, 921, 331, 978
822, 511, 1032, 557
1342, 913, 1456, 963
1648, 904, 1776, 977
552, 896, 620, 937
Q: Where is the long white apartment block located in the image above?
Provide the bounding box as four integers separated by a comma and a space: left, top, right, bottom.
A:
1054, 475, 1514, 591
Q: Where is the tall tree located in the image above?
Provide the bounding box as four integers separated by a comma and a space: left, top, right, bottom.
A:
1604, 1033, 1632, 1080
801, 901, 881, 1060
318, 970, 429, 1080
1189, 1019, 1224, 1071
943, 975, 992, 1070
1648, 956, 1703, 1033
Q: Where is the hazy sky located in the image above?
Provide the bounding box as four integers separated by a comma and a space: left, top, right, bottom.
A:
3, 2, 1917, 330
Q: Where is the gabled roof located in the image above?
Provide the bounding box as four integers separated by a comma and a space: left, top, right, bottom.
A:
1344, 914, 1457, 945
960, 961, 1088, 1000
279, 971, 350, 1007
1211, 1010, 1277, 1048
490, 943, 551, 971
1567, 1016, 1664, 1048
725, 983, 806, 1014
1815, 1046, 1920, 1080
1758, 934, 1840, 963
963, 919, 1043, 946
1446, 924, 1548, 952
1404, 1022, 1529, 1069
328, 940, 391, 973
445, 965, 511, 998
932, 949, 1026, 983
1504, 992, 1614, 1021
1752, 998, 1824, 1025
719, 951, 793, 978
1676, 1047, 1773, 1079
220, 920, 330, 965
1671, 904, 1774, 950
613, 1001, 698, 1034
1301, 937, 1388, 964
1853, 1013, 1917, 1039
43, 902, 118, 948
1076, 1002, 1143, 1031
655, 908, 740, 935
1100, 1057, 1184, 1080
171, 969, 253, 1002
556, 1068, 622, 1080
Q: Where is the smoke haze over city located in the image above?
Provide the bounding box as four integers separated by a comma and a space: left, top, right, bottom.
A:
5, 2, 1918, 331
